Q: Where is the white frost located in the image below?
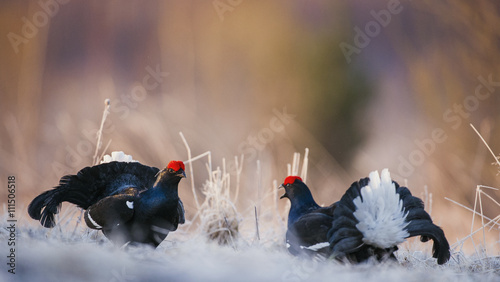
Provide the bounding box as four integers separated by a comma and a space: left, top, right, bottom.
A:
100, 151, 138, 164
353, 169, 409, 249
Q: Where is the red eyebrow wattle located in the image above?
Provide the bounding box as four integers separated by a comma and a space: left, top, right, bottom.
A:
167, 160, 185, 171
284, 176, 302, 185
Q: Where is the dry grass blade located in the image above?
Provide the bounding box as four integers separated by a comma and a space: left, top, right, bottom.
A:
254, 206, 260, 241
180, 131, 201, 209
444, 126, 500, 262
92, 99, 111, 165
233, 154, 244, 203
300, 148, 309, 183
470, 123, 500, 167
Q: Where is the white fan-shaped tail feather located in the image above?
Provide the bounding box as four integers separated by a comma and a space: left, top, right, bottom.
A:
353, 169, 409, 249
101, 151, 137, 164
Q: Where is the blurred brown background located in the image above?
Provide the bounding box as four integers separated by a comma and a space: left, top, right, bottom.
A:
1, 0, 499, 251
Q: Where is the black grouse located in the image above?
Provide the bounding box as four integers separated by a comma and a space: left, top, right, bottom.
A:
28, 157, 186, 248
280, 169, 450, 264
280, 175, 335, 256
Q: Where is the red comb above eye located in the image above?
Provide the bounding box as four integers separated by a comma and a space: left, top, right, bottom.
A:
167, 160, 185, 171
284, 176, 302, 186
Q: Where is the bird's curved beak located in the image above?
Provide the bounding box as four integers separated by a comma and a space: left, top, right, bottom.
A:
177, 170, 187, 178
279, 184, 287, 199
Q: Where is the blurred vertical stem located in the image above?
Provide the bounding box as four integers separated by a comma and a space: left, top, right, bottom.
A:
92, 99, 111, 165
180, 132, 201, 209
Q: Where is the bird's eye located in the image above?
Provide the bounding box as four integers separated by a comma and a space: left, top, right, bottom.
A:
168, 168, 175, 173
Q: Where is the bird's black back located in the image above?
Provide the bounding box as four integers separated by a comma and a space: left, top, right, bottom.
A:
28, 161, 159, 227
58, 161, 159, 209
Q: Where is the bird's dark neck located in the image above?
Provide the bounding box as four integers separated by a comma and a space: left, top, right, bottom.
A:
144, 175, 180, 199
288, 194, 320, 227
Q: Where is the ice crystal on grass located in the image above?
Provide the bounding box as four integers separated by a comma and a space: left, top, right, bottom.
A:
179, 133, 242, 246
11, 122, 500, 281
199, 162, 241, 246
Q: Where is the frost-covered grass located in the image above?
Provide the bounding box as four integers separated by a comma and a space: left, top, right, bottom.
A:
3, 109, 498, 281
2, 207, 499, 282
3, 148, 499, 282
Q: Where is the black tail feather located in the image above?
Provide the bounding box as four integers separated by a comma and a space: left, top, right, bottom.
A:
28, 174, 101, 228
396, 185, 450, 265
328, 179, 367, 259
328, 176, 450, 265
406, 219, 450, 264
28, 162, 160, 228
27, 189, 62, 228
330, 228, 363, 254
328, 206, 362, 253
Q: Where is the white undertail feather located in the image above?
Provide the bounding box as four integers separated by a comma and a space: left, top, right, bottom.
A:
100, 151, 137, 164
353, 169, 409, 249
300, 242, 330, 251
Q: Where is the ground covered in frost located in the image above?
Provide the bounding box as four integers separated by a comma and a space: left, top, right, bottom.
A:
2, 217, 499, 282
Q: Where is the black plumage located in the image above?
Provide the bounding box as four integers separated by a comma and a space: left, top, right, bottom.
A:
280, 176, 335, 256
280, 171, 451, 264
28, 160, 186, 247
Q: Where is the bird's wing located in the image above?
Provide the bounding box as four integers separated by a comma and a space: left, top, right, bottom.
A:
287, 212, 333, 255
58, 161, 159, 209
396, 185, 450, 264
28, 162, 157, 228
164, 199, 185, 231
84, 193, 137, 230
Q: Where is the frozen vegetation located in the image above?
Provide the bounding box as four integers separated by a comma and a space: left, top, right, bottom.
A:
2, 114, 499, 281
2, 148, 499, 282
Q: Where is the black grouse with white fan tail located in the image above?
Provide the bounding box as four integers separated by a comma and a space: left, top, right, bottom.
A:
28, 152, 186, 247
280, 169, 450, 264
